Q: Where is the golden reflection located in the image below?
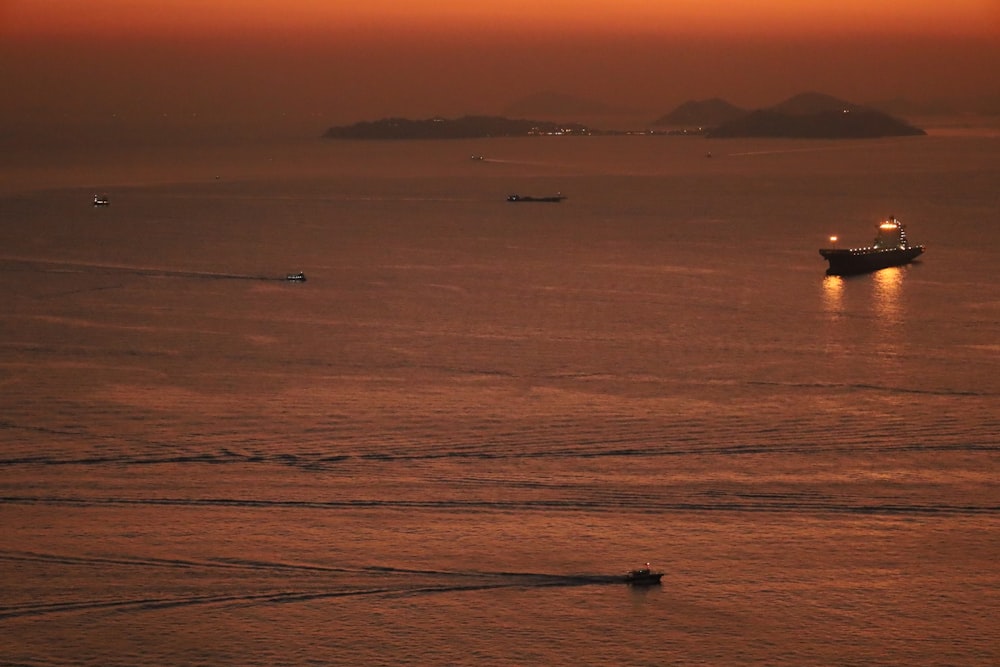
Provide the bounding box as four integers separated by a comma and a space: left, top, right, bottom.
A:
872, 267, 906, 362
821, 275, 844, 316
820, 275, 845, 355
872, 267, 903, 326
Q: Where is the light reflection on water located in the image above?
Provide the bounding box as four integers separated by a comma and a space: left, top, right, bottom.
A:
820, 275, 846, 357
822, 267, 905, 328
821, 275, 844, 316
872, 267, 905, 364
872, 266, 904, 327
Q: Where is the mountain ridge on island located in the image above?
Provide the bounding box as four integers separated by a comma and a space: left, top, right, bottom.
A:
652, 98, 747, 128
705, 91, 926, 138
323, 92, 926, 140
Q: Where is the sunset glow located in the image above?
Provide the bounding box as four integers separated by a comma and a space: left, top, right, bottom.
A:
2, 0, 998, 131
6, 0, 999, 38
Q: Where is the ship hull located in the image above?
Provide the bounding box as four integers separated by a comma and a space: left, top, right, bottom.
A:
819, 246, 924, 276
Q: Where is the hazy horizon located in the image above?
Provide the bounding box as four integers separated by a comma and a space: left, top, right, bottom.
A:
3, 1, 999, 144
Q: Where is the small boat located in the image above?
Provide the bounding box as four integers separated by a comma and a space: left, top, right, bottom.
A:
507, 193, 566, 203
286, 272, 307, 282
93, 194, 110, 206
819, 216, 924, 276
624, 564, 663, 585
470, 155, 485, 161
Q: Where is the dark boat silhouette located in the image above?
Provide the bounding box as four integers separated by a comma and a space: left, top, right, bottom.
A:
624, 564, 663, 585
507, 193, 566, 203
819, 216, 924, 276
286, 272, 307, 282
93, 194, 110, 207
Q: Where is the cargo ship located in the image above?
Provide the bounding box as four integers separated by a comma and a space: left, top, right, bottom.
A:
819, 216, 924, 275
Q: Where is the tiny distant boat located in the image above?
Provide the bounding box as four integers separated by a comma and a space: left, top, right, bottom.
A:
93, 194, 110, 206
624, 564, 663, 585
286, 272, 306, 282
819, 216, 924, 276
470, 155, 485, 161
507, 193, 566, 203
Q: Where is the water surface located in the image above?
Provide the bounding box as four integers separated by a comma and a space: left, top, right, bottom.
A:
1, 132, 998, 665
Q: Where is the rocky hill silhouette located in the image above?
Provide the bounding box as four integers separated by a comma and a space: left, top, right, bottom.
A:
706, 92, 925, 138
652, 98, 746, 127
324, 93, 926, 140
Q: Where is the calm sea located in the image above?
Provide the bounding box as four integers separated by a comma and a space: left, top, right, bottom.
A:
1, 127, 998, 666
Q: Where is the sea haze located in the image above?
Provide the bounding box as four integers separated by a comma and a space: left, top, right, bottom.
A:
1, 131, 998, 666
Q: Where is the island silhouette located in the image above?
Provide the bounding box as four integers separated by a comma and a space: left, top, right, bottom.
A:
323, 92, 925, 140
705, 92, 926, 138
652, 98, 747, 128
323, 116, 592, 140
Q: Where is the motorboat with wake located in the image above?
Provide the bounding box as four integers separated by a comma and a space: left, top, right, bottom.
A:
506, 193, 566, 203
624, 564, 663, 585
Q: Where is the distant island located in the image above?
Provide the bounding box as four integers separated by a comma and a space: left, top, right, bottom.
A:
652, 98, 747, 128
323, 92, 926, 140
323, 115, 592, 140
705, 92, 926, 138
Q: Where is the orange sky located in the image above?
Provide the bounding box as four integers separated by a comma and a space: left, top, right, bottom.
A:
6, 1, 999, 37
2, 0, 998, 136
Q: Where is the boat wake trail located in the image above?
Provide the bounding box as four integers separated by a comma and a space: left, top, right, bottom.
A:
748, 379, 995, 398
0, 565, 622, 621
0, 257, 290, 283
363, 566, 619, 588
2, 494, 994, 516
